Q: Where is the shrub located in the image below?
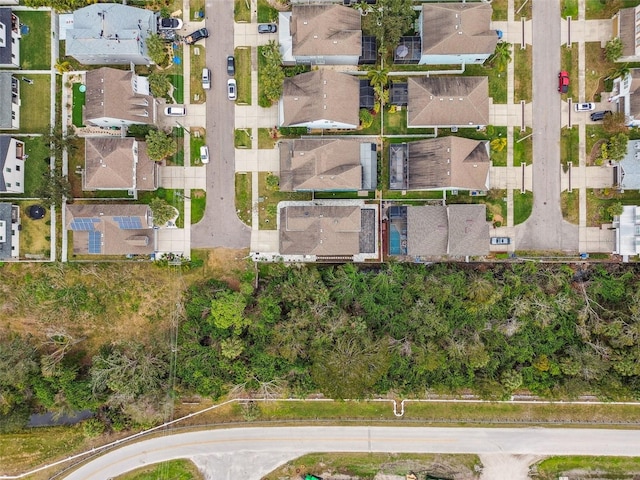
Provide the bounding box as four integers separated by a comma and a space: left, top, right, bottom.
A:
360, 108, 374, 129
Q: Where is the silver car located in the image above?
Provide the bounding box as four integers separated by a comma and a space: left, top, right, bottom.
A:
227, 79, 237, 101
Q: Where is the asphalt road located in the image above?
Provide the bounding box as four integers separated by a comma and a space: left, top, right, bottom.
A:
63, 426, 640, 479
190, 0, 251, 249
517, 0, 578, 251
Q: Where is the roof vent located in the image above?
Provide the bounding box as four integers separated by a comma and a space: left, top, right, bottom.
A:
303, 21, 308, 25
333, 40, 338, 44
313, 35, 318, 39
323, 105, 327, 109
473, 164, 478, 168
459, 98, 463, 101
300, 152, 304, 155
294, 97, 299, 100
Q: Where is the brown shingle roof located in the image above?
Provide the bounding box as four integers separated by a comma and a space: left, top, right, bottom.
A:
279, 204, 361, 255
618, 8, 637, 58
279, 139, 362, 191
406, 205, 448, 255
84, 67, 153, 125
421, 3, 498, 56
291, 4, 361, 57
282, 70, 360, 127
84, 137, 156, 191
406, 137, 490, 190
407, 76, 489, 127
447, 204, 489, 256
629, 69, 640, 118
66, 203, 154, 255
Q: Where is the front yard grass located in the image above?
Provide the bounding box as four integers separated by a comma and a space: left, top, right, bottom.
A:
118, 459, 204, 480
586, 0, 640, 19
71, 83, 85, 127
18, 11, 51, 70
514, 127, 533, 166
560, 127, 579, 170
585, 42, 611, 102
234, 0, 251, 22
561, 0, 578, 19
12, 75, 51, 133
464, 64, 507, 104
258, 128, 276, 149
190, 46, 206, 104
190, 189, 206, 224
514, 46, 532, 103
514, 191, 533, 225
447, 189, 508, 225
235, 47, 252, 105
514, 0, 532, 18
561, 190, 580, 224
586, 189, 640, 226
536, 456, 640, 480
169, 75, 184, 105
189, 127, 206, 165
140, 188, 184, 228
585, 124, 607, 161
491, 0, 508, 21
257, 0, 278, 23
23, 136, 50, 197
18, 200, 51, 257
235, 128, 252, 148
235, 172, 252, 226
561, 45, 579, 101
258, 172, 311, 229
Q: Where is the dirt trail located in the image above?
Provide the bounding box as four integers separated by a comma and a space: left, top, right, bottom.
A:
479, 454, 544, 480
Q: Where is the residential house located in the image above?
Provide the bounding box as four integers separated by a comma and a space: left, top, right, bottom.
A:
0, 135, 25, 193
613, 205, 640, 257
66, 203, 155, 256
414, 3, 498, 65
407, 76, 489, 128
84, 67, 155, 127
279, 4, 361, 66
389, 137, 490, 191
612, 69, 640, 126
612, 7, 640, 62
0, 202, 19, 259
616, 139, 640, 188
278, 201, 378, 261
279, 70, 360, 129
0, 72, 19, 129
66, 4, 158, 65
279, 138, 377, 192
386, 204, 489, 257
0, 8, 19, 68
84, 137, 157, 193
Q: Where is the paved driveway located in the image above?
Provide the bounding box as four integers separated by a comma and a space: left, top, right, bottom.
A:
516, 0, 578, 251
190, 0, 250, 249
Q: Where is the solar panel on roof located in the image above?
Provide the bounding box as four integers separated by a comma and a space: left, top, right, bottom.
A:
88, 231, 102, 254
70, 218, 99, 231
114, 216, 143, 230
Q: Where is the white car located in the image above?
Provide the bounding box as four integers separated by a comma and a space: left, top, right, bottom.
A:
202, 68, 211, 90
200, 145, 209, 164
164, 105, 186, 116
227, 79, 237, 101
574, 102, 595, 112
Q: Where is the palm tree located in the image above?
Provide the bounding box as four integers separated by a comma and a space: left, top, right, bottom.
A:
54, 60, 72, 74
367, 67, 389, 90
489, 42, 512, 73
606, 63, 630, 81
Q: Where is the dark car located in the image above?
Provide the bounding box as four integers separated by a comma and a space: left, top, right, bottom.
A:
558, 71, 569, 93
227, 55, 235, 76
159, 17, 183, 30
258, 23, 277, 34
185, 28, 209, 45
590, 110, 612, 121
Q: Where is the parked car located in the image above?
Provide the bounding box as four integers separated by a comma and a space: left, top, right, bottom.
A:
200, 145, 209, 164
202, 68, 211, 90
184, 28, 209, 45
490, 237, 511, 245
558, 71, 569, 93
574, 102, 595, 112
258, 23, 277, 34
590, 110, 612, 121
164, 105, 186, 116
227, 55, 235, 76
227, 79, 237, 101
159, 17, 183, 30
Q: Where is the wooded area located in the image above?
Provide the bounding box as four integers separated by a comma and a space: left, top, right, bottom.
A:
2, 261, 640, 434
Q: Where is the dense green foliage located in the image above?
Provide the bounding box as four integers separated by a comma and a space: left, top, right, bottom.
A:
178, 263, 640, 400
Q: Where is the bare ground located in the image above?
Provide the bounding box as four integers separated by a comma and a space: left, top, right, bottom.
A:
479, 454, 544, 480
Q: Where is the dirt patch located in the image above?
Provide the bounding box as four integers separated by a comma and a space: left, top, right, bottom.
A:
588, 139, 606, 165
479, 454, 543, 480
200, 247, 252, 290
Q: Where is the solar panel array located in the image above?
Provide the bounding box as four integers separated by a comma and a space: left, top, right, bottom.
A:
88, 230, 102, 254
114, 216, 143, 230
70, 218, 99, 231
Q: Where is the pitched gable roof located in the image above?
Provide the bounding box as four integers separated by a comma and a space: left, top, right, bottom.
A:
421, 3, 498, 56
406, 136, 490, 190
279, 204, 361, 255
279, 139, 363, 191
291, 4, 361, 57
282, 70, 360, 127
84, 67, 153, 125
447, 204, 490, 256
407, 76, 489, 127
618, 7, 638, 58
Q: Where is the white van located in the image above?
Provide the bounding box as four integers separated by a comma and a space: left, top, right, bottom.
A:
202, 68, 211, 90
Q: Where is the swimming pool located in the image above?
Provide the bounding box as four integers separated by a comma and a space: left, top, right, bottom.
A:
389, 224, 401, 255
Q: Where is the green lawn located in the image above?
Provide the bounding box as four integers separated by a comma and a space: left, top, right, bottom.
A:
514, 127, 533, 166
10, 75, 51, 133
257, 0, 278, 23
18, 11, 51, 70
190, 189, 206, 224
514, 191, 533, 225
561, 0, 578, 19
258, 172, 311, 229
190, 46, 206, 104
23, 136, 50, 197
169, 75, 184, 104
190, 0, 205, 19
560, 127, 579, 170
491, 0, 508, 21
514, 46, 532, 103
17, 199, 52, 257
234, 128, 252, 148
71, 83, 85, 127
139, 188, 184, 228
189, 127, 206, 165
235, 173, 252, 226
514, 0, 532, 18
235, 47, 252, 105
536, 456, 640, 480
234, 0, 251, 22
258, 128, 276, 149
586, 0, 640, 19
561, 45, 579, 101
117, 459, 204, 480
561, 190, 580, 224
383, 106, 435, 136
464, 64, 507, 104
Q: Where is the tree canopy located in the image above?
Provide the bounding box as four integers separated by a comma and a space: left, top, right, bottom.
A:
145, 129, 177, 161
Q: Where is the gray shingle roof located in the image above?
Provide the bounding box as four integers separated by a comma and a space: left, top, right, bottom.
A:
0, 8, 13, 66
